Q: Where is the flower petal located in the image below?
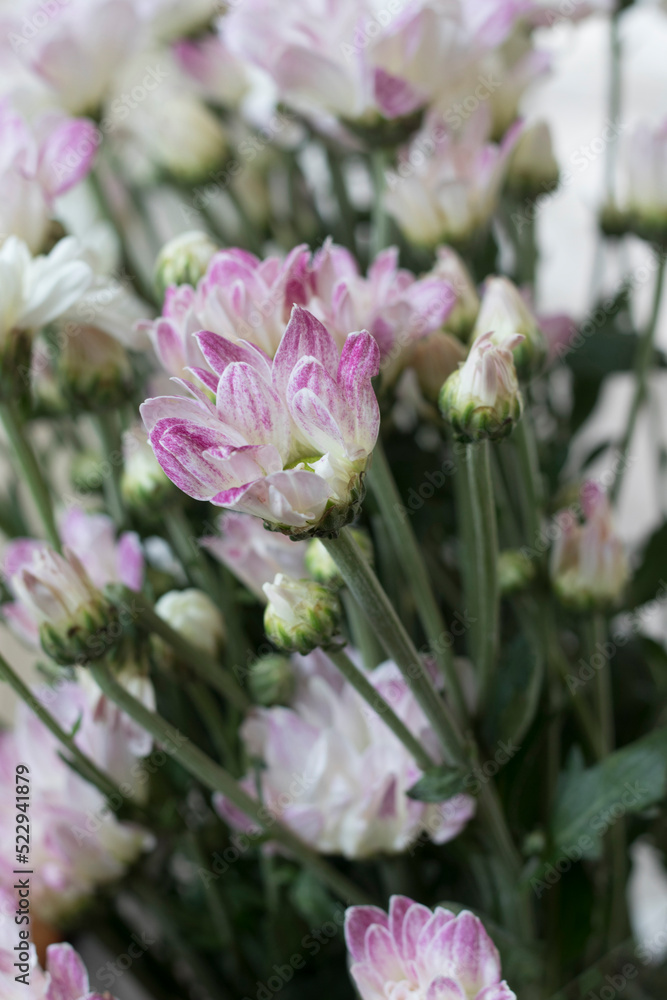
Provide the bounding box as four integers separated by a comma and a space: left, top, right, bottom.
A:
345, 906, 390, 962
273, 306, 339, 399
45, 942, 89, 1000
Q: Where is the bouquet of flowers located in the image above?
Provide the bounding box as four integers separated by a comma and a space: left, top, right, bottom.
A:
1, 1, 667, 998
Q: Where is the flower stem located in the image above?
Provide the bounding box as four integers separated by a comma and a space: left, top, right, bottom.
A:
342, 590, 384, 669
611, 254, 666, 503
466, 441, 499, 707
513, 417, 542, 546
0, 401, 60, 551
327, 647, 436, 771
89, 662, 374, 905
108, 584, 250, 712
0, 652, 120, 802
93, 410, 126, 528
370, 148, 390, 258
322, 528, 467, 768
367, 438, 466, 719
325, 145, 357, 252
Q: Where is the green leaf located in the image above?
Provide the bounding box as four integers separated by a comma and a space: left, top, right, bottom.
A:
483, 633, 544, 748
548, 727, 667, 863
624, 521, 667, 609
407, 765, 469, 802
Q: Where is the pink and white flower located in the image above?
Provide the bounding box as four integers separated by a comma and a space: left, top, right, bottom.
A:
9, 0, 145, 116
439, 330, 524, 442
216, 653, 475, 858
141, 245, 311, 377
385, 111, 522, 246
202, 512, 308, 601
0, 682, 152, 923
2, 508, 143, 650
345, 895, 516, 1000
0, 100, 98, 253
141, 306, 380, 537
550, 481, 629, 610
0, 928, 116, 1000
307, 240, 456, 364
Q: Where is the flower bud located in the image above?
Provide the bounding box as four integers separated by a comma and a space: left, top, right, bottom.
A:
430, 247, 480, 340
550, 482, 629, 611
121, 426, 173, 517
439, 332, 524, 442
56, 325, 133, 410
10, 545, 117, 665
263, 574, 340, 655
507, 121, 559, 199
248, 653, 295, 706
604, 120, 667, 244
405, 331, 467, 404
498, 550, 536, 595
153, 230, 218, 302
154, 588, 226, 656
472, 277, 547, 375
304, 530, 373, 587
147, 96, 227, 184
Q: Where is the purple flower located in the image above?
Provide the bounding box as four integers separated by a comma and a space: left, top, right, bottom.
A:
141, 306, 380, 537
0, 927, 117, 1000
345, 895, 516, 1000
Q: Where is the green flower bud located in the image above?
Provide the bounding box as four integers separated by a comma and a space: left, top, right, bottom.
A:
498, 550, 536, 595
439, 332, 523, 442
154, 230, 218, 301
248, 653, 295, 706
263, 575, 341, 655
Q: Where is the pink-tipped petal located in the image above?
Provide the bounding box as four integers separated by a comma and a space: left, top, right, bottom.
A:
45, 942, 89, 1000
345, 906, 391, 961
273, 306, 339, 398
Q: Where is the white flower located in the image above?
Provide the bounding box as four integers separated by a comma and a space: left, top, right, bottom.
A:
0, 236, 92, 348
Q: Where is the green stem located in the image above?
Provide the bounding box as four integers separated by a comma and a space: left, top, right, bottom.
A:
367, 439, 466, 719
0, 653, 120, 802
322, 528, 467, 767
611, 255, 666, 503
108, 584, 250, 711
466, 441, 499, 707
513, 418, 542, 546
325, 145, 357, 252
187, 681, 237, 770
327, 648, 435, 771
93, 410, 126, 528
342, 590, 384, 669
226, 184, 265, 257
0, 401, 60, 550
370, 148, 390, 258
89, 662, 373, 905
